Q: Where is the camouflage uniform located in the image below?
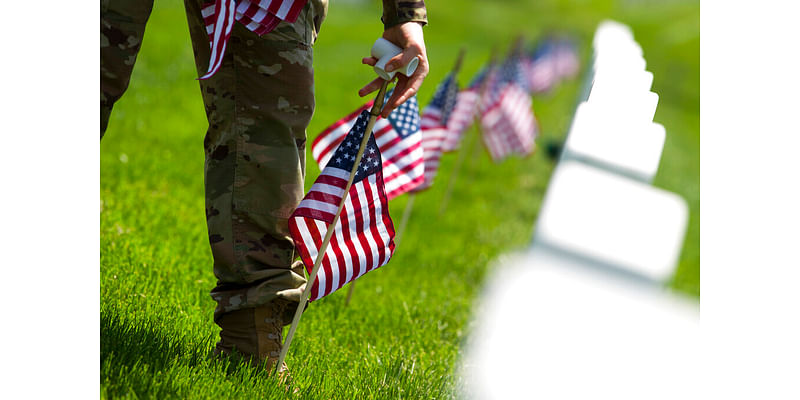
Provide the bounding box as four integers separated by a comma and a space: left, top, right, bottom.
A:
101, 0, 427, 360
100, 0, 154, 137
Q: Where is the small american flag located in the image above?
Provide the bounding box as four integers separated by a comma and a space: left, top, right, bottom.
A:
524, 40, 559, 94
442, 67, 489, 152
289, 111, 395, 301
412, 74, 460, 191
200, 0, 307, 79
480, 57, 538, 162
312, 90, 424, 200
442, 89, 479, 152
552, 38, 580, 80
480, 83, 537, 161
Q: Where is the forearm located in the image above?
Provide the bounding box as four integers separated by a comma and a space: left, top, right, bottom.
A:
381, 0, 427, 28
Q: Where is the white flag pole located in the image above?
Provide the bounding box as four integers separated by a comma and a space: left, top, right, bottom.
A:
275, 80, 391, 374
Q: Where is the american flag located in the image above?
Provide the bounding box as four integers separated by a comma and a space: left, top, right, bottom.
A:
524, 40, 559, 94
312, 90, 424, 200
442, 90, 479, 152
442, 67, 489, 152
480, 55, 538, 162
200, 0, 307, 79
552, 38, 580, 80
289, 111, 395, 301
480, 83, 537, 161
412, 74, 460, 191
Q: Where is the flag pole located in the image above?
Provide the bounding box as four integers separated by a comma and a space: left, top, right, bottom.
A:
439, 49, 497, 215
345, 48, 467, 307
276, 79, 392, 374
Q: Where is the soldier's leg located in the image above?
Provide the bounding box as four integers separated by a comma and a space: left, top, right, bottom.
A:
183, 0, 327, 367
100, 0, 155, 137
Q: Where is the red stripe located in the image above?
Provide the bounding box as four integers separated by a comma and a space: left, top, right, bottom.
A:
304, 190, 342, 207
266, 0, 282, 15
326, 210, 347, 297
348, 184, 372, 280
361, 179, 385, 272
298, 217, 322, 300
314, 220, 335, 300
315, 174, 348, 188
336, 197, 360, 289
293, 207, 335, 226
288, 217, 315, 278
284, 0, 306, 22
375, 170, 395, 261
243, 2, 260, 18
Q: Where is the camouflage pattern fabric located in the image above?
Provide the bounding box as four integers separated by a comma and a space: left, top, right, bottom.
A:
382, 0, 428, 28
100, 0, 155, 137
183, 0, 328, 324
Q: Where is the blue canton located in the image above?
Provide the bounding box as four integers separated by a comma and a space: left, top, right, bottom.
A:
531, 39, 555, 62
383, 89, 420, 138
428, 74, 460, 125
328, 110, 382, 183
499, 51, 530, 92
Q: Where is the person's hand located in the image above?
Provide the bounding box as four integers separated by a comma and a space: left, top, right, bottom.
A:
358, 22, 429, 118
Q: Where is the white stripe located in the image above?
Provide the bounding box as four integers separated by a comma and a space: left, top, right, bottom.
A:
334, 200, 354, 285
308, 182, 346, 198
336, 199, 356, 285
315, 219, 332, 298
276, 0, 294, 19
296, 217, 319, 266
324, 169, 351, 183
251, 7, 269, 23
297, 199, 339, 216
324, 224, 341, 298
236, 0, 251, 14
345, 188, 369, 281
371, 175, 393, 267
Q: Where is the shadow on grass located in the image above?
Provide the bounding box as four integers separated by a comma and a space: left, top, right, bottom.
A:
100, 309, 294, 398
100, 310, 211, 373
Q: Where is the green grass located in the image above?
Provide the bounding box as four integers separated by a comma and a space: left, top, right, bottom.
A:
101, 0, 699, 397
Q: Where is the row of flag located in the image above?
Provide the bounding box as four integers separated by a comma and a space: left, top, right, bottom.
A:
290, 38, 581, 302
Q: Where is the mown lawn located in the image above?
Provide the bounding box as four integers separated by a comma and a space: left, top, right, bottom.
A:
100, 0, 699, 397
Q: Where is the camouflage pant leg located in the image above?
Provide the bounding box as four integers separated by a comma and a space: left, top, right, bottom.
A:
184, 0, 328, 324
100, 0, 155, 137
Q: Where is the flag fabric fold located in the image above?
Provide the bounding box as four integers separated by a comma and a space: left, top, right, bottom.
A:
200, 0, 307, 79
312, 90, 424, 200
289, 110, 396, 301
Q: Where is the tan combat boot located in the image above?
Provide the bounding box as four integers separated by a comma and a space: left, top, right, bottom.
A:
213, 298, 294, 375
